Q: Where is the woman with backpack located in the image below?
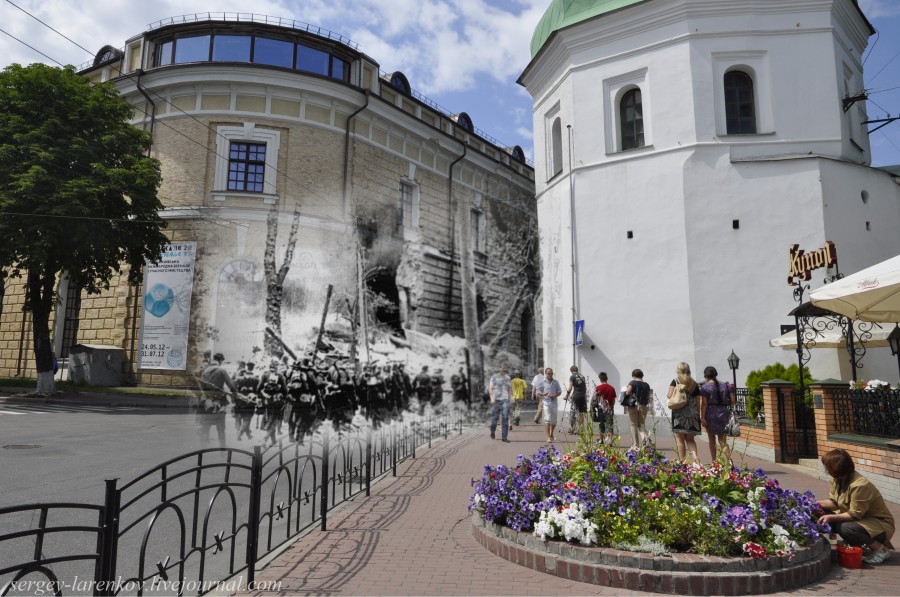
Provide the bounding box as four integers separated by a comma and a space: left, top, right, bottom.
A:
700, 366, 735, 462
666, 362, 701, 461
622, 368, 651, 448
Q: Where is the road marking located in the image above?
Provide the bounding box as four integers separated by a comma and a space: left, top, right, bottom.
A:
0, 409, 28, 415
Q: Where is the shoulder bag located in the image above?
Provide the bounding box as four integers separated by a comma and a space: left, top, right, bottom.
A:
667, 380, 689, 410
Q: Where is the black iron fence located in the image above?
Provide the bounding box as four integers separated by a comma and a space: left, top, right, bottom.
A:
0, 411, 465, 596
733, 388, 765, 427
832, 387, 900, 439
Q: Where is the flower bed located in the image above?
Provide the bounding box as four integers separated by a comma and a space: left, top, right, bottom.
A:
470, 445, 828, 559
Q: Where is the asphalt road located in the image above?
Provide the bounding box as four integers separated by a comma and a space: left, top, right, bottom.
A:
0, 394, 473, 595
0, 395, 368, 595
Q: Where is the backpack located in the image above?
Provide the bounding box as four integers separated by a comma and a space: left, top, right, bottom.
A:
668, 381, 689, 410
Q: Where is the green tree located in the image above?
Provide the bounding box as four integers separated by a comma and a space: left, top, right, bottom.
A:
745, 362, 815, 419
0, 64, 167, 393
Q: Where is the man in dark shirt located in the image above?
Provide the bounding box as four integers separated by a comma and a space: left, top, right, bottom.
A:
564, 365, 588, 433
199, 352, 236, 447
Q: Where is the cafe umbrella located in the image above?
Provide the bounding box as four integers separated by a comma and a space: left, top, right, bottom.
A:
809, 254, 900, 323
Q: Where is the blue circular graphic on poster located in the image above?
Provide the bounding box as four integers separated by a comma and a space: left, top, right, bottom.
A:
144, 283, 175, 318
167, 347, 185, 368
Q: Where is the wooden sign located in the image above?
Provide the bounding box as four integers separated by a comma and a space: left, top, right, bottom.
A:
788, 241, 837, 286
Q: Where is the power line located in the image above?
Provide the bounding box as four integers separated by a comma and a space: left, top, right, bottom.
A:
0, 27, 61, 64
0, 211, 163, 224
867, 45, 900, 85
3, 1, 535, 220
2, 0, 363, 219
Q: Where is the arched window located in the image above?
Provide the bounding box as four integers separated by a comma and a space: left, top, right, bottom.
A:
551, 117, 563, 176
510, 145, 525, 163
389, 71, 411, 95
455, 112, 473, 133
724, 70, 757, 134
93, 45, 123, 66
620, 88, 644, 151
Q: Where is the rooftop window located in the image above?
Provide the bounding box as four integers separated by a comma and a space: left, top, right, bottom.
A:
152, 30, 350, 82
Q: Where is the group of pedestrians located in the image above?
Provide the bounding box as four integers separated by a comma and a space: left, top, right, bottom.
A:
486, 362, 737, 462
195, 350, 469, 447
485, 363, 896, 566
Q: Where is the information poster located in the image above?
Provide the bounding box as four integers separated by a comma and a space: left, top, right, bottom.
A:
137, 242, 197, 370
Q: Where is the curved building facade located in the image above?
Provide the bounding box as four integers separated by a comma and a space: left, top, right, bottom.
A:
0, 15, 539, 386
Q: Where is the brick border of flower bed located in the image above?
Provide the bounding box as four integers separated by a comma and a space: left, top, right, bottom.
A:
472, 513, 833, 595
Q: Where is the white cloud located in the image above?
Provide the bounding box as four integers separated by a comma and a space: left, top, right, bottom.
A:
859, 0, 900, 20
0, 0, 541, 148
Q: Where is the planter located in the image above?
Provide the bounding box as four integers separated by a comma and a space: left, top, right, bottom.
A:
472, 513, 832, 595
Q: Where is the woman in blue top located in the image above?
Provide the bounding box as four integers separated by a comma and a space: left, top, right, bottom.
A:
700, 366, 735, 462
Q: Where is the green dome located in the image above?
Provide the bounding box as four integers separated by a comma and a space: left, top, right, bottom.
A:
530, 0, 648, 58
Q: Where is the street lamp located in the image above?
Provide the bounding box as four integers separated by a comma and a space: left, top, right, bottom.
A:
888, 325, 900, 380
727, 349, 740, 390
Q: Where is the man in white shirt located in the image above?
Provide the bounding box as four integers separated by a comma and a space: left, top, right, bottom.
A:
489, 364, 512, 442
535, 368, 563, 443
531, 367, 545, 424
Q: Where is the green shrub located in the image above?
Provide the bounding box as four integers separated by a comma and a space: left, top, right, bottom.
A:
744, 363, 815, 419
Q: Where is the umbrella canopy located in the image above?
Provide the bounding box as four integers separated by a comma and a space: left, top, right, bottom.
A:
809, 255, 900, 322
769, 320, 893, 349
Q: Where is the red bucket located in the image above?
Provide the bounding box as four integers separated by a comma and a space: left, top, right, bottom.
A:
837, 545, 863, 569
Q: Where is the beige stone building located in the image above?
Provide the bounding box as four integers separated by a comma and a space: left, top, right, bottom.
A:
0, 15, 539, 387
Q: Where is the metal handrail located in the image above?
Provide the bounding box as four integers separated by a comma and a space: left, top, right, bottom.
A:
146, 13, 359, 49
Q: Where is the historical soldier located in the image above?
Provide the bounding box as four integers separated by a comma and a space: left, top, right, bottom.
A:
285, 359, 319, 442
259, 359, 287, 446
198, 352, 236, 447
413, 365, 432, 416
326, 361, 356, 431
431, 368, 445, 412
451, 366, 469, 405
233, 361, 260, 441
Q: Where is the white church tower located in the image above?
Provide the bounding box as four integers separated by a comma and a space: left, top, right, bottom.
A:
519, 0, 900, 394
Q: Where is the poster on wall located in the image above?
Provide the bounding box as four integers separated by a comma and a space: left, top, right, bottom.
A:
138, 242, 197, 370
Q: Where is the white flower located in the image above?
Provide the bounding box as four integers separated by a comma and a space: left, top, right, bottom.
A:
867, 379, 891, 391
532, 503, 599, 546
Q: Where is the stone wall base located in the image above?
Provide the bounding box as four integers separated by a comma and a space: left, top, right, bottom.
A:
472, 514, 832, 595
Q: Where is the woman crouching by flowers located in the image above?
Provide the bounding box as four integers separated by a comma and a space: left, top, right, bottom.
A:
817, 448, 894, 564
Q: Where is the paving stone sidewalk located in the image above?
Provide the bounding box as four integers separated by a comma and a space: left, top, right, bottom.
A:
249, 422, 900, 596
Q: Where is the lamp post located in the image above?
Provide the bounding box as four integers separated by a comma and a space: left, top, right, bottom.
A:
727, 349, 740, 390
888, 325, 900, 380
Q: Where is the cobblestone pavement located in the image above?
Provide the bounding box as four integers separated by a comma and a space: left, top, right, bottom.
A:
249, 421, 900, 596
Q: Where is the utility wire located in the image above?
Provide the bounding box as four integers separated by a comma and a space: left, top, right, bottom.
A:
867, 45, 900, 86
2, 0, 535, 218
2, 1, 351, 220
4, 0, 531, 236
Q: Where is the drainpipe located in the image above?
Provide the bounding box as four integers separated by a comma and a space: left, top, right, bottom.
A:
445, 142, 467, 317
567, 125, 577, 366
130, 69, 157, 385
342, 90, 370, 217
134, 69, 156, 155
343, 91, 369, 372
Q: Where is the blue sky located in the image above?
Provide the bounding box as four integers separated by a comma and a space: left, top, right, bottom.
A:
1, 0, 899, 166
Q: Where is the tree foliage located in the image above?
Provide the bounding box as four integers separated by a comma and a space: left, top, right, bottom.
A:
745, 362, 815, 419
0, 63, 167, 387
